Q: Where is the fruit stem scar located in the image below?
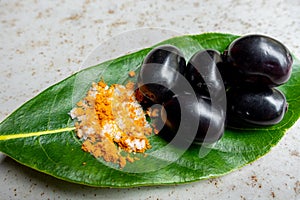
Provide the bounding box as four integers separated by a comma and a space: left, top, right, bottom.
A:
0, 127, 76, 140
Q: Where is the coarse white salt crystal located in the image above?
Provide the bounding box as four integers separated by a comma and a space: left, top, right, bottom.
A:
125, 138, 134, 149
87, 127, 95, 135
77, 129, 83, 138
114, 132, 121, 140
87, 89, 98, 98
69, 109, 77, 119
135, 139, 145, 150
124, 138, 146, 151
102, 123, 113, 133
113, 87, 122, 95
77, 115, 86, 122
116, 118, 125, 129
82, 126, 95, 136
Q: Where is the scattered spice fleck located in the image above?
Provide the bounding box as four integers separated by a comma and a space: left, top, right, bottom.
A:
108, 10, 115, 14
271, 191, 276, 198
251, 175, 258, 182
128, 70, 136, 77
62, 13, 83, 21
294, 180, 300, 194
70, 80, 153, 168
240, 195, 246, 200
290, 150, 299, 157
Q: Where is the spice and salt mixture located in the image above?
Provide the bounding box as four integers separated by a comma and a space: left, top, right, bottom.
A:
70, 80, 154, 168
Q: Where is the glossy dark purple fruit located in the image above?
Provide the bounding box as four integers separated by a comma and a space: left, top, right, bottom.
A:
137, 45, 186, 104
224, 34, 293, 87
185, 49, 225, 98
227, 87, 288, 126
160, 93, 225, 144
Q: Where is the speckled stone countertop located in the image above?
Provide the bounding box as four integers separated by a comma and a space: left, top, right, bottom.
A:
0, 0, 299, 199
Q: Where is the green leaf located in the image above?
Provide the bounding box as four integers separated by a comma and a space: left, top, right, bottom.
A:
0, 33, 299, 187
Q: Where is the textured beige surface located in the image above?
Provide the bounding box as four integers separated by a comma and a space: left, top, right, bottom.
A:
0, 0, 299, 199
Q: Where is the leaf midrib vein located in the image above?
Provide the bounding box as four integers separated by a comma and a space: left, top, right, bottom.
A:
0, 127, 75, 140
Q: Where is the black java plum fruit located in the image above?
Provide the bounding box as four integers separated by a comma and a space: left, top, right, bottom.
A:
185, 49, 225, 98
227, 87, 288, 126
160, 93, 225, 144
137, 45, 186, 104
223, 34, 293, 87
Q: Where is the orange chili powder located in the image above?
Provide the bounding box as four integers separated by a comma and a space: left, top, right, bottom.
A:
70, 80, 154, 168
